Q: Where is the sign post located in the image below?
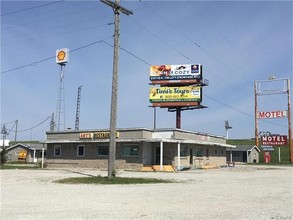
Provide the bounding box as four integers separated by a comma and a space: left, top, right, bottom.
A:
254, 77, 292, 163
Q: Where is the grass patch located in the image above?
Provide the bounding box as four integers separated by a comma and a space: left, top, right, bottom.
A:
54, 176, 174, 185
0, 164, 40, 169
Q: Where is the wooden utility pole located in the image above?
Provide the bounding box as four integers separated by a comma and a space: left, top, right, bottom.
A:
287, 79, 293, 163
100, 0, 133, 178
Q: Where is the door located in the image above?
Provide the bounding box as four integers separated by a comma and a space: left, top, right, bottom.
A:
189, 148, 193, 165
155, 146, 160, 164
243, 152, 248, 163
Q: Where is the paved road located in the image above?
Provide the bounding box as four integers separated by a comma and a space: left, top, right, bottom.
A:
1, 165, 293, 220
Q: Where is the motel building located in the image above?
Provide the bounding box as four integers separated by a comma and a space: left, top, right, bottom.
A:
45, 128, 235, 171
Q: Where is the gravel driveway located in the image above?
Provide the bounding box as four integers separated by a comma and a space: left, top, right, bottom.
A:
1, 165, 292, 220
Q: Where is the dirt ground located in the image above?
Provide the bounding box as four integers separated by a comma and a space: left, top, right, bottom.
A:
1, 165, 292, 220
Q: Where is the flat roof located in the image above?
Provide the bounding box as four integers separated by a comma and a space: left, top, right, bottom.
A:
45, 138, 235, 148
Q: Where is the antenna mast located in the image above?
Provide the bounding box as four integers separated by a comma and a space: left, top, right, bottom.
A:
75, 85, 83, 130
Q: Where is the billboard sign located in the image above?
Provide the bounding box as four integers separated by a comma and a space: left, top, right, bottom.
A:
150, 64, 202, 82
257, 110, 287, 119
149, 86, 201, 103
261, 135, 287, 146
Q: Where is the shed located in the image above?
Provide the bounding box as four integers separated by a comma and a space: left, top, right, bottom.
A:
6, 143, 47, 163
226, 145, 260, 163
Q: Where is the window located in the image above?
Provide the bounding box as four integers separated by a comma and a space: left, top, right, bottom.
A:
97, 145, 109, 156
195, 148, 203, 157
215, 149, 218, 155
77, 145, 85, 157
206, 148, 209, 157
54, 145, 61, 156
180, 146, 187, 156
122, 145, 139, 156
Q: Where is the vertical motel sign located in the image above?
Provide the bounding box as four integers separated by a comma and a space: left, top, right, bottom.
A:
254, 77, 292, 163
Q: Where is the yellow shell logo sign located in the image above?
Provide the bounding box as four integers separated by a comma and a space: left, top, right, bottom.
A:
57, 50, 66, 61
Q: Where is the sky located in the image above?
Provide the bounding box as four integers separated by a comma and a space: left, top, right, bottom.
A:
1, 0, 292, 141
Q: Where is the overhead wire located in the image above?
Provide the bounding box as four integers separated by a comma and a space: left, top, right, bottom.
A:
11, 115, 52, 132
1, 1, 65, 16
1, 1, 288, 132
188, 2, 261, 73
132, 1, 287, 128
139, 1, 252, 86
1, 35, 113, 74
2, 3, 100, 31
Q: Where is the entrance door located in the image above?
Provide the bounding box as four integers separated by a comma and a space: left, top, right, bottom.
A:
155, 146, 160, 164
243, 152, 248, 163
189, 148, 193, 165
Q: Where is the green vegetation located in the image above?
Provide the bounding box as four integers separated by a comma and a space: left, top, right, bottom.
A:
227, 139, 291, 164
0, 163, 41, 169
54, 176, 174, 185
1, 148, 8, 165
259, 146, 291, 164
227, 139, 255, 145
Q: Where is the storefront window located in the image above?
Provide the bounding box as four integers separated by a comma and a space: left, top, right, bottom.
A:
122, 145, 139, 156
77, 145, 85, 157
97, 145, 109, 156
54, 145, 61, 156
180, 146, 186, 156
195, 148, 203, 157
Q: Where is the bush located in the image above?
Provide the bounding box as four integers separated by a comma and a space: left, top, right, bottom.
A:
1, 148, 8, 165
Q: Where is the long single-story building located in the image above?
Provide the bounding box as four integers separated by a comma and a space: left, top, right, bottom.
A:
46, 128, 235, 171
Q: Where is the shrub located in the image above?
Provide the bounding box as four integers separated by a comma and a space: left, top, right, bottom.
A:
0, 148, 8, 165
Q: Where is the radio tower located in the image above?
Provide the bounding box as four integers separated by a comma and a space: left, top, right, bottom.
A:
55, 48, 69, 131
75, 85, 83, 130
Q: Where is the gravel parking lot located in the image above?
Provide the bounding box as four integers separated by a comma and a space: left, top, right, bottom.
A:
1, 165, 292, 220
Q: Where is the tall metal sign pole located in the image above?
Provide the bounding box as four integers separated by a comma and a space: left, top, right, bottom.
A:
55, 48, 69, 131
254, 77, 292, 163
100, 0, 133, 178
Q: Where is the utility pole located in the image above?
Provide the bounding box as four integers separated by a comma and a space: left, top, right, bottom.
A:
14, 120, 18, 141
100, 0, 133, 178
1, 125, 8, 150
50, 113, 55, 132
287, 79, 292, 163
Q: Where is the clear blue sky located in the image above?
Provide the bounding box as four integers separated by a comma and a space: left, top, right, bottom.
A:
1, 0, 292, 141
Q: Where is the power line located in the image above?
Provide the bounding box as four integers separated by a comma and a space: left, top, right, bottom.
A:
127, 4, 287, 129
103, 40, 152, 66
204, 94, 287, 128
11, 115, 51, 132
140, 1, 253, 86
1, 1, 65, 17
1, 36, 113, 75
188, 2, 261, 73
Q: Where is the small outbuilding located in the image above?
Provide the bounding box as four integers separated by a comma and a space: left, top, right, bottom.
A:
5, 143, 47, 163
226, 145, 260, 163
